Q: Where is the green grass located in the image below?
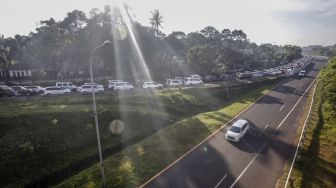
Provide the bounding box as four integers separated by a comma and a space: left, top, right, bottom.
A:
278, 58, 336, 188
56, 84, 274, 188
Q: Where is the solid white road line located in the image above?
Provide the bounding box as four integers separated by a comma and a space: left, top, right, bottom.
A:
284, 80, 319, 188
258, 124, 269, 137
280, 103, 286, 111
229, 141, 269, 188
214, 174, 227, 188
230, 79, 316, 188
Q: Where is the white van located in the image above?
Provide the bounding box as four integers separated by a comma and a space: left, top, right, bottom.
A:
190, 74, 202, 80
167, 80, 183, 87
56, 82, 77, 91
184, 78, 203, 85
108, 80, 123, 89
78, 85, 104, 93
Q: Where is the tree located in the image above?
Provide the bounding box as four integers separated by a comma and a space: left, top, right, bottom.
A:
165, 31, 186, 56
200, 26, 221, 46
221, 29, 232, 40
187, 45, 217, 75
186, 32, 206, 48
284, 45, 302, 62
149, 9, 164, 38
231, 29, 247, 41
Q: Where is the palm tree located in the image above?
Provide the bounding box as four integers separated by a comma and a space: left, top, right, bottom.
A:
149, 9, 163, 38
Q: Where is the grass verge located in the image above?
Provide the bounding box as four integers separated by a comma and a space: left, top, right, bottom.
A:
56, 83, 275, 188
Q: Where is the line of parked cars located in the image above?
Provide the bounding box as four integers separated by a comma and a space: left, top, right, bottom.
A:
235, 56, 313, 79
0, 85, 44, 97
0, 74, 205, 98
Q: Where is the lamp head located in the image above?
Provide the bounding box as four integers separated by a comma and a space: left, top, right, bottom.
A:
101, 40, 111, 47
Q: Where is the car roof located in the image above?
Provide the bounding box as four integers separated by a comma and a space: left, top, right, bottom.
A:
231, 119, 248, 128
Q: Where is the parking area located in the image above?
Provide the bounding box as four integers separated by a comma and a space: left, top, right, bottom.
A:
0, 56, 313, 100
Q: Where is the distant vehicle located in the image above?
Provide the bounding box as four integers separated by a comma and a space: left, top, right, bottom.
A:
167, 80, 183, 87
251, 71, 264, 78
190, 74, 202, 80
56, 82, 77, 91
10, 86, 33, 96
298, 70, 306, 77
165, 79, 174, 86
204, 75, 218, 82
0, 86, 15, 97
113, 82, 134, 91
142, 82, 164, 89
184, 78, 203, 85
225, 119, 249, 142
174, 77, 184, 83
24, 86, 44, 94
220, 74, 235, 81
83, 83, 104, 90
108, 80, 123, 89
78, 85, 104, 93
43, 86, 70, 95
235, 72, 252, 79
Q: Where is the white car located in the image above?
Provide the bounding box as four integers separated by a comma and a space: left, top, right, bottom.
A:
56, 82, 77, 91
225, 119, 249, 142
113, 82, 134, 91
142, 82, 163, 89
167, 80, 183, 87
83, 83, 104, 90
43, 87, 71, 95
78, 85, 104, 93
298, 70, 306, 77
184, 78, 203, 85
108, 80, 123, 89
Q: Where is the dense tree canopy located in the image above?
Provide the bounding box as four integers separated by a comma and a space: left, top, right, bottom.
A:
0, 5, 304, 82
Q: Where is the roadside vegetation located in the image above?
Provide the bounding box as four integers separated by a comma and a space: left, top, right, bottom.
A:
0, 80, 278, 187
55, 81, 276, 188
280, 57, 336, 188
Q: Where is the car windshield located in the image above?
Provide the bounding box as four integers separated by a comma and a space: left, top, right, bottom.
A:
229, 126, 241, 133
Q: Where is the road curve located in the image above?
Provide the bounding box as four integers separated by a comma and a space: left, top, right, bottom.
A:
141, 57, 327, 188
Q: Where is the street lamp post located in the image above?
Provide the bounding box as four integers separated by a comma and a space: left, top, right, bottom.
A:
89, 40, 111, 184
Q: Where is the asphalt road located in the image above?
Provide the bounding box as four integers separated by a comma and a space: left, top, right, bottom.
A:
141, 57, 327, 188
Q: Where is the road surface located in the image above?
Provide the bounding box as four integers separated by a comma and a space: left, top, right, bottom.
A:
141, 57, 327, 188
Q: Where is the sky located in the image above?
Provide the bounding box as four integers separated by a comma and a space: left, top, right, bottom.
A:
1, 0, 336, 46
